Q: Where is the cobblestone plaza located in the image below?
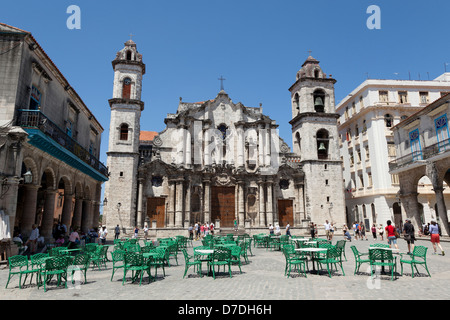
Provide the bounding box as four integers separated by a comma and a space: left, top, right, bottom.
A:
1, 235, 449, 301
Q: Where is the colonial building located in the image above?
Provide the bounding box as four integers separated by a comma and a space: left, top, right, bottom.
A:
0, 23, 108, 243
336, 76, 450, 230
390, 92, 450, 236
103, 41, 345, 237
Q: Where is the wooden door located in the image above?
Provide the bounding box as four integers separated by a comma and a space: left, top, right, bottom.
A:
278, 199, 293, 227
147, 197, 165, 228
211, 186, 235, 228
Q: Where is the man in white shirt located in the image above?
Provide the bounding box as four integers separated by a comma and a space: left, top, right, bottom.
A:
324, 220, 331, 240
25, 224, 39, 253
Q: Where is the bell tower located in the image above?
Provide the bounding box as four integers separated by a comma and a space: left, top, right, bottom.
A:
288, 55, 345, 226
103, 39, 146, 234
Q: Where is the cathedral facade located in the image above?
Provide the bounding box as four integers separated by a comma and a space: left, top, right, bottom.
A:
103, 41, 345, 237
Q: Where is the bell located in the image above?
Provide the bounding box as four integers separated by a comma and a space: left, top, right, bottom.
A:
314, 96, 324, 107
318, 142, 326, 151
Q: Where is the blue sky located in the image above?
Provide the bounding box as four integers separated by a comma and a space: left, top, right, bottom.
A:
2, 0, 450, 162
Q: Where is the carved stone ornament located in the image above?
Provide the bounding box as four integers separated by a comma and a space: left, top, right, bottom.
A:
153, 135, 163, 147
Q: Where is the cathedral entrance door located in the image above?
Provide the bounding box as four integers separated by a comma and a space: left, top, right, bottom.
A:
147, 197, 165, 228
278, 199, 293, 227
211, 186, 235, 228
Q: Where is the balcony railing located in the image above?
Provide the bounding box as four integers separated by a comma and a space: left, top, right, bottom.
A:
17, 109, 108, 178
389, 138, 450, 172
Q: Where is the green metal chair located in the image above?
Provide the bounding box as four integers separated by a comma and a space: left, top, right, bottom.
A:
68, 253, 90, 284
230, 246, 243, 274
122, 252, 149, 286
181, 248, 202, 278
335, 240, 347, 261
208, 248, 232, 280
110, 250, 126, 281
147, 247, 166, 278
5, 255, 35, 289
282, 245, 308, 278
400, 245, 431, 278
316, 247, 345, 278
350, 245, 370, 275
38, 256, 69, 292
369, 248, 397, 281
90, 245, 109, 270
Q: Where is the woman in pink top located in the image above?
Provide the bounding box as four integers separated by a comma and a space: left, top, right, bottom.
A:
69, 228, 80, 248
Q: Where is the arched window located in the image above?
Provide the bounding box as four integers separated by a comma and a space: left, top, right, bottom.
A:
313, 90, 325, 113
122, 78, 132, 99
295, 132, 301, 154
293, 93, 300, 111
316, 129, 329, 159
120, 124, 129, 141
126, 50, 132, 61
314, 69, 320, 79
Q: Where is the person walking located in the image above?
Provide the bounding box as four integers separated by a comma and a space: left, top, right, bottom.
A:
309, 222, 315, 239
429, 220, 445, 256
114, 224, 120, 240
194, 222, 198, 240
143, 224, 149, 241
360, 222, 368, 241
269, 224, 274, 235
25, 224, 40, 254
385, 220, 399, 249
402, 219, 415, 254
329, 223, 335, 241
371, 224, 377, 240
285, 222, 291, 237
99, 226, 108, 245
377, 224, 384, 241
324, 220, 331, 240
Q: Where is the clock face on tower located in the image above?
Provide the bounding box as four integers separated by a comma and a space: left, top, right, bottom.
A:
124, 78, 131, 85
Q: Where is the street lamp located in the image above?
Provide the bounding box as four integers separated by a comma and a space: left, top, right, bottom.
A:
23, 170, 33, 184
102, 197, 108, 206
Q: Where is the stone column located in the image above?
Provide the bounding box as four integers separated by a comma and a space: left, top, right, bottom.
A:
238, 181, 245, 228
204, 125, 211, 166
399, 191, 421, 232
237, 124, 245, 168
137, 178, 144, 228
185, 126, 192, 168
295, 182, 305, 226
258, 181, 266, 227
258, 124, 265, 167
61, 193, 74, 230
21, 184, 40, 237
185, 181, 191, 227
434, 187, 449, 236
167, 180, 175, 227
41, 189, 57, 240
265, 124, 271, 167
266, 180, 274, 226
175, 179, 184, 227
72, 197, 84, 231
92, 201, 100, 229
203, 179, 211, 224
81, 199, 93, 233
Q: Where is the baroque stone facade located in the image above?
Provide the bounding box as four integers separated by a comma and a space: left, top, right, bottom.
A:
103, 42, 345, 236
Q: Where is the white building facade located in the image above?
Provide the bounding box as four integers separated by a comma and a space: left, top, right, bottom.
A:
103, 43, 346, 237
336, 76, 450, 231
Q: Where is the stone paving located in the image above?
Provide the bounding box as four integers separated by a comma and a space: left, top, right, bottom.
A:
0, 235, 449, 301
